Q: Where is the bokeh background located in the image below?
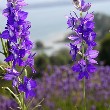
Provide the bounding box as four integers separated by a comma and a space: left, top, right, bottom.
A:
0, 0, 110, 110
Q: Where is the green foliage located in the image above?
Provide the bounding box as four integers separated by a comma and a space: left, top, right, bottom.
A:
41, 95, 109, 110
94, 13, 110, 40
34, 53, 50, 74
98, 33, 110, 65
34, 48, 72, 73
50, 48, 72, 66
33, 48, 72, 78
35, 41, 45, 50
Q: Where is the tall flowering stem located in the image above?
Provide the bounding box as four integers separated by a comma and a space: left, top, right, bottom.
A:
0, 0, 40, 109
66, 0, 99, 109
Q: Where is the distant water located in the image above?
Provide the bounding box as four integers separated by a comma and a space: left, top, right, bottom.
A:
0, 1, 110, 60
27, 1, 110, 46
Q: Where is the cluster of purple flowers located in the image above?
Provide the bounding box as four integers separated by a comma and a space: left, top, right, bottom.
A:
36, 65, 110, 110
0, 95, 18, 110
66, 0, 99, 79
0, 0, 36, 98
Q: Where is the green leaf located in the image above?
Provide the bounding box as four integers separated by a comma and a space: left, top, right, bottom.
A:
32, 98, 44, 110
2, 87, 21, 109
0, 66, 4, 71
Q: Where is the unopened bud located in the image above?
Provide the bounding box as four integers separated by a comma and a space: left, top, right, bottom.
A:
72, 0, 81, 8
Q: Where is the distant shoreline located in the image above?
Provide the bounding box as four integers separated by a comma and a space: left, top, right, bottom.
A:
0, 0, 109, 11
25, 0, 110, 10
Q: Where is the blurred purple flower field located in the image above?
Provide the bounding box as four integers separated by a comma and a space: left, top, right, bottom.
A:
1, 65, 110, 110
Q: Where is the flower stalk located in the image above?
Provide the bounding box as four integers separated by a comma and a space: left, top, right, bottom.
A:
83, 78, 86, 110
66, 0, 99, 109
82, 41, 86, 110
0, 0, 38, 109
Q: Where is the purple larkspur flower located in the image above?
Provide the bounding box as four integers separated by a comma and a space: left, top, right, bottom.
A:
86, 32, 97, 47
66, 0, 98, 79
67, 13, 96, 47
5, 46, 25, 66
0, 30, 10, 39
85, 13, 94, 21
85, 49, 99, 64
69, 43, 78, 60
18, 76, 37, 98
72, 60, 96, 79
4, 68, 20, 86
1, 0, 36, 70
66, 14, 77, 30
68, 34, 82, 46
79, 0, 91, 12
24, 53, 36, 73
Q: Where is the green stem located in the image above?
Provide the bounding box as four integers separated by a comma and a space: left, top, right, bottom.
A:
19, 93, 27, 110
80, 10, 86, 110
1, 38, 7, 57
108, 105, 110, 110
27, 98, 34, 109
19, 92, 27, 110
0, 38, 11, 66
0, 51, 4, 55
32, 98, 44, 110
83, 78, 86, 110
22, 93, 27, 110
82, 41, 86, 110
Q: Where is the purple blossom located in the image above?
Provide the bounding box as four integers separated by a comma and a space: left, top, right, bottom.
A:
4, 46, 25, 67
72, 60, 96, 79
68, 35, 82, 46
79, 0, 91, 12
0, 30, 10, 39
66, 14, 76, 29
4, 68, 20, 87
24, 53, 36, 73
69, 43, 78, 60
85, 49, 99, 64
18, 76, 37, 98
